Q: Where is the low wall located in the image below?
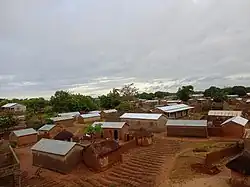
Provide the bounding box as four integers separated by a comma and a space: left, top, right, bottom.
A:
208, 127, 222, 137
205, 145, 242, 166
119, 140, 137, 154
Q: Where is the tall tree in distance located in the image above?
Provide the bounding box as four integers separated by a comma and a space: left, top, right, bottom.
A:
176, 85, 194, 101
119, 83, 138, 101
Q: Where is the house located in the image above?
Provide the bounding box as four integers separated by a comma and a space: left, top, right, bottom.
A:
208, 110, 243, 126
155, 104, 194, 119
133, 128, 153, 146
221, 116, 248, 138
50, 116, 74, 127
31, 139, 82, 174
54, 130, 74, 141
191, 94, 204, 99
57, 111, 80, 118
226, 151, 250, 186
120, 113, 167, 132
92, 122, 129, 141
78, 113, 101, 124
100, 109, 119, 121
0, 143, 21, 187
1, 103, 26, 112
166, 120, 208, 138
37, 124, 62, 138
82, 140, 121, 171
9, 128, 37, 146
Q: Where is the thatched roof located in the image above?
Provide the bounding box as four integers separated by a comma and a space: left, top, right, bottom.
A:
54, 130, 73, 141
88, 140, 120, 157
226, 151, 250, 175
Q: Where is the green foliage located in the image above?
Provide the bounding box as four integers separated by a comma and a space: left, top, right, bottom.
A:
99, 88, 121, 109
177, 85, 194, 101
116, 101, 133, 112
0, 112, 19, 132
204, 86, 227, 102
119, 83, 138, 101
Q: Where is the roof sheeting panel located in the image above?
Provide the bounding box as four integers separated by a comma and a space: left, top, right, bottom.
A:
2, 103, 17, 108
120, 113, 162, 120
38, 124, 56, 131
157, 104, 194, 113
58, 112, 80, 117
50, 116, 74, 122
92, 122, 126, 129
31, 139, 76, 156
81, 113, 100, 119
222, 116, 248, 126
103, 109, 118, 113
166, 120, 207, 127
13, 128, 37, 137
208, 110, 242, 117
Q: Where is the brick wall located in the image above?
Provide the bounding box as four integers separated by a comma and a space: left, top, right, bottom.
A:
208, 127, 222, 137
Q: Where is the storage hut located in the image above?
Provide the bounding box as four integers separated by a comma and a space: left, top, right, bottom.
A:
133, 128, 153, 146
82, 140, 121, 171
226, 151, 250, 186
166, 120, 208, 138
208, 110, 242, 126
100, 109, 119, 121
78, 113, 101, 124
92, 122, 129, 141
221, 116, 248, 138
54, 130, 73, 141
120, 113, 167, 132
9, 128, 37, 146
31, 139, 82, 174
50, 116, 74, 127
155, 104, 194, 119
38, 124, 62, 138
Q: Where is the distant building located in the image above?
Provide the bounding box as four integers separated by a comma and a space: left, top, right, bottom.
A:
50, 116, 74, 127
9, 128, 37, 146
31, 139, 82, 174
120, 113, 167, 132
208, 110, 243, 126
78, 113, 101, 124
38, 124, 62, 138
57, 112, 80, 118
92, 122, 129, 141
1, 103, 26, 112
155, 104, 194, 119
166, 120, 208, 138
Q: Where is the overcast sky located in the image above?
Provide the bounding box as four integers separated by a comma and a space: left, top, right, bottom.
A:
1, 0, 250, 98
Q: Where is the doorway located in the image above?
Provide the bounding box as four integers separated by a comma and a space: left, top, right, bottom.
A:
114, 130, 118, 140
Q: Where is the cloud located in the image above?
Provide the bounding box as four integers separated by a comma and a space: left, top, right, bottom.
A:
1, 0, 250, 98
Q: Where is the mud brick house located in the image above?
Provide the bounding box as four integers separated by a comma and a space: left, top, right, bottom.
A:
0, 143, 21, 187
9, 128, 37, 146
57, 111, 80, 118
226, 151, 250, 186
92, 122, 129, 141
78, 113, 101, 124
221, 116, 248, 138
120, 113, 167, 132
133, 129, 153, 146
166, 120, 208, 138
1, 103, 26, 113
100, 109, 119, 121
31, 139, 82, 174
54, 130, 73, 141
38, 124, 62, 138
208, 110, 243, 126
50, 116, 74, 127
155, 104, 194, 119
82, 140, 121, 171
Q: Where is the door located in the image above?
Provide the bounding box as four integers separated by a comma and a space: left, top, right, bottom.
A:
114, 130, 118, 140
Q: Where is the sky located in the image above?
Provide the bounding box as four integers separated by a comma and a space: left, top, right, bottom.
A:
1, 0, 250, 98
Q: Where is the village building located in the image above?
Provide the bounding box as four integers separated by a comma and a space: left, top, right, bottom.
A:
50, 116, 74, 127
57, 111, 80, 118
133, 128, 153, 146
208, 110, 243, 126
155, 104, 194, 119
9, 128, 37, 146
221, 116, 248, 138
92, 122, 129, 141
78, 113, 101, 124
120, 113, 167, 132
166, 120, 208, 138
191, 94, 204, 99
226, 151, 250, 186
54, 130, 74, 141
0, 142, 21, 187
31, 139, 82, 174
37, 124, 62, 138
166, 100, 182, 105
82, 140, 121, 171
1, 103, 26, 113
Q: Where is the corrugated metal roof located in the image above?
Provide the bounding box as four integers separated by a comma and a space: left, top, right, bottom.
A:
58, 112, 80, 117
81, 113, 100, 119
31, 139, 76, 156
208, 110, 242, 117
92, 122, 126, 129
167, 100, 182, 103
88, 110, 101, 114
103, 109, 118, 113
120, 113, 162, 120
50, 116, 74, 122
246, 99, 250, 103
222, 116, 248, 126
157, 104, 194, 113
13, 128, 37, 137
227, 95, 239, 98
166, 120, 207, 127
38, 124, 56, 131
2, 103, 18, 108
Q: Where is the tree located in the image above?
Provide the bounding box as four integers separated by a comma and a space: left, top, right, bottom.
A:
136, 92, 154, 100
99, 88, 121, 109
116, 101, 133, 112
176, 85, 194, 101
231, 86, 247, 97
0, 112, 19, 132
119, 83, 138, 101
85, 123, 102, 143
50, 91, 73, 112
204, 86, 227, 102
